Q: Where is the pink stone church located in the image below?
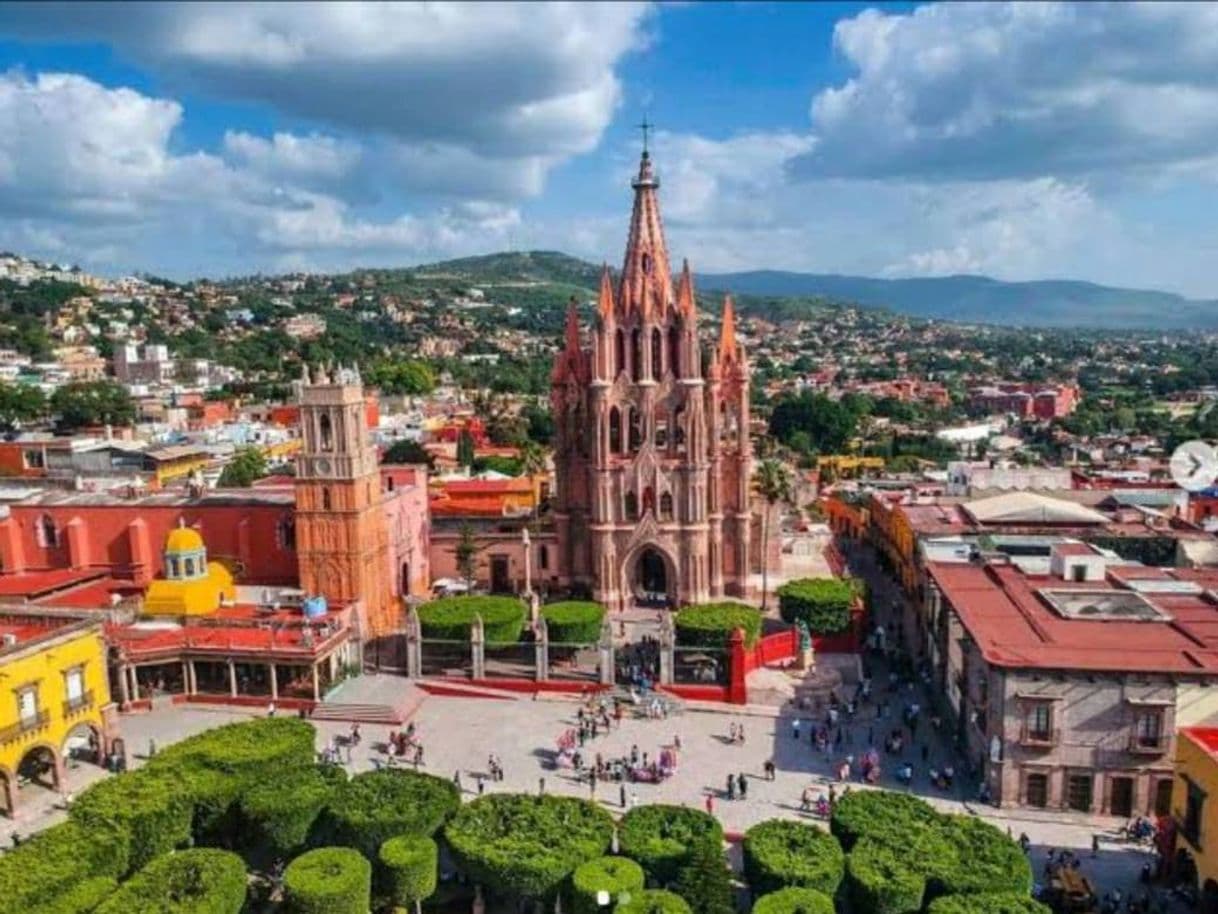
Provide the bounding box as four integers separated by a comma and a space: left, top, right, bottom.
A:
550, 148, 779, 611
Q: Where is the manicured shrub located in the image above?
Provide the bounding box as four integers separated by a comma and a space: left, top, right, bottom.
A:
283, 847, 371, 914
776, 577, 861, 634
672, 839, 734, 914
932, 815, 1033, 898
151, 716, 316, 777
418, 595, 526, 644
829, 789, 940, 852
0, 819, 128, 914
674, 602, 762, 648
926, 894, 1052, 914
613, 889, 692, 914
319, 768, 459, 858
618, 803, 724, 886
71, 767, 194, 873
542, 601, 606, 644
743, 819, 845, 897
445, 794, 614, 901
570, 856, 646, 914
38, 876, 118, 914
378, 835, 438, 910
752, 887, 837, 914
846, 838, 927, 914
93, 848, 247, 914
241, 764, 347, 858
173, 759, 247, 843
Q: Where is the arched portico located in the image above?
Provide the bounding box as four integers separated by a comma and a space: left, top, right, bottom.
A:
0, 764, 13, 818
17, 743, 60, 792
63, 720, 104, 767
623, 542, 679, 608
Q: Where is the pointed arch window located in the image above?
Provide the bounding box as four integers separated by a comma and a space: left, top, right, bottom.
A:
609, 407, 621, 454
642, 486, 655, 516
629, 409, 643, 452
319, 414, 334, 451
624, 491, 638, 521
660, 492, 674, 521
641, 252, 653, 275
651, 328, 663, 379
655, 415, 668, 449
37, 514, 58, 548
615, 329, 626, 377
668, 326, 681, 379
674, 405, 687, 455
631, 328, 643, 382
321, 487, 332, 511
277, 516, 296, 550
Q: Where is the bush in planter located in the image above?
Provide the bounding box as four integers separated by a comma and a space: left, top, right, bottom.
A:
94, 848, 247, 914
378, 835, 438, 911
570, 856, 645, 914
70, 767, 194, 873
542, 601, 605, 644
283, 847, 371, 914
673, 603, 762, 649
618, 803, 724, 886
39, 876, 118, 914
445, 794, 614, 901
318, 768, 458, 858
932, 815, 1032, 898
0, 820, 128, 914
776, 578, 860, 634
613, 889, 692, 914
743, 819, 845, 896
241, 764, 347, 858
752, 887, 836, 914
829, 789, 940, 852
846, 838, 926, 914
927, 894, 1051, 914
417, 595, 526, 644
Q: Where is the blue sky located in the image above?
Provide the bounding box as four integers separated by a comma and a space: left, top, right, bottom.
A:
0, 2, 1217, 296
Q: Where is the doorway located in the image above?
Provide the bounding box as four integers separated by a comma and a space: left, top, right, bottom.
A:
1067, 773, 1094, 812
1110, 776, 1134, 818
635, 547, 669, 606
490, 555, 510, 594
1155, 778, 1174, 817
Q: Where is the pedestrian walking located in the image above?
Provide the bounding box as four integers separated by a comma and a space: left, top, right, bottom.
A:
539, 777, 546, 796
454, 770, 462, 791
621, 784, 627, 809
793, 718, 802, 740
477, 775, 485, 796
1092, 834, 1100, 858
727, 774, 736, 800
738, 772, 748, 799
705, 793, 714, 816
764, 759, 776, 781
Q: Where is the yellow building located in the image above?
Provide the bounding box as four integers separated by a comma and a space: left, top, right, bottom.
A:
0, 612, 115, 817
143, 526, 236, 616
143, 444, 213, 487
1171, 728, 1218, 904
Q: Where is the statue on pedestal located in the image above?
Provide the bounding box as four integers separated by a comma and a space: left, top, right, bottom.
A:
796, 620, 815, 671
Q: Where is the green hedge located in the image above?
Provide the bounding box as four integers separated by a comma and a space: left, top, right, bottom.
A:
618, 803, 724, 886
378, 835, 438, 909
752, 887, 837, 914
933, 816, 1032, 898
445, 794, 614, 900
283, 847, 371, 914
93, 849, 247, 914
38, 876, 118, 914
776, 578, 860, 634
673, 603, 762, 649
846, 838, 927, 914
319, 768, 459, 858
150, 717, 316, 777
570, 856, 646, 914
240, 764, 347, 858
0, 819, 128, 914
829, 789, 940, 852
542, 601, 605, 644
927, 894, 1052, 914
613, 889, 692, 914
418, 595, 526, 644
743, 819, 845, 897
70, 768, 194, 873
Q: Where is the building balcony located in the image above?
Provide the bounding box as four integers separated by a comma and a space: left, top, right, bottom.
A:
1019, 727, 1060, 749
1128, 733, 1169, 755
0, 709, 50, 744
63, 690, 94, 718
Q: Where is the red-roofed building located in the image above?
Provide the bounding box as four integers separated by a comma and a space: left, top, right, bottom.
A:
924, 542, 1218, 815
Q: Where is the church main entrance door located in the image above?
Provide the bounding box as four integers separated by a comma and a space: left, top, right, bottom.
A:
635, 547, 670, 608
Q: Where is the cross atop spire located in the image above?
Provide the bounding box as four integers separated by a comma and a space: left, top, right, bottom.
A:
638, 115, 654, 154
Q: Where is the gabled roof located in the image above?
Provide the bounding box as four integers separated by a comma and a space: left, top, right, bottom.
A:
961, 491, 1109, 526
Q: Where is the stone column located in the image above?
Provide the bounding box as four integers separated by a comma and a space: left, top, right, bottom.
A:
268, 664, 278, 700
471, 614, 486, 681
117, 664, 130, 705
599, 619, 615, 687
312, 664, 321, 702
658, 614, 674, 687
129, 666, 141, 702
187, 660, 197, 695
228, 660, 238, 697
405, 606, 421, 679
535, 617, 549, 682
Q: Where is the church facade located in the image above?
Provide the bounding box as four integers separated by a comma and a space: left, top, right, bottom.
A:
551, 149, 773, 611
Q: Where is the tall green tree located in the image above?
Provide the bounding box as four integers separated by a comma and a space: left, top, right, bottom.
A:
754, 456, 794, 612
456, 429, 476, 468
768, 393, 858, 454
0, 382, 46, 430
218, 447, 269, 488
383, 439, 434, 468
455, 523, 478, 586
50, 380, 134, 431
672, 840, 735, 914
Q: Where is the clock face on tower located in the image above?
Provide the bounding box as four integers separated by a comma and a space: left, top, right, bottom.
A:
314, 458, 332, 476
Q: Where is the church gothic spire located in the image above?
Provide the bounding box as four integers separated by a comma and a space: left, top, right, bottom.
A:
618, 151, 674, 319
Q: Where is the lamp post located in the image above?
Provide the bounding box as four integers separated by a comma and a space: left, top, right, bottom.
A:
522, 526, 538, 625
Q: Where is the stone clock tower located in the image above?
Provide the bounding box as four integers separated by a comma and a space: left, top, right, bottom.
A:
294, 364, 393, 635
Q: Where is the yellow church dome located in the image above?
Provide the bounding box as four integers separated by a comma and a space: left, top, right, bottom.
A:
166, 526, 205, 553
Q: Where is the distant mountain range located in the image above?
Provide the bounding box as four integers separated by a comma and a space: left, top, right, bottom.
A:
413, 251, 1218, 330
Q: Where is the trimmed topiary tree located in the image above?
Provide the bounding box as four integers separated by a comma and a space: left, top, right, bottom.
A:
619, 803, 725, 886
378, 835, 438, 914
150, 717, 316, 781
614, 889, 692, 914
743, 819, 845, 897
674, 603, 762, 648
752, 887, 837, 914
241, 764, 347, 859
776, 577, 860, 634
70, 767, 194, 873
445, 794, 615, 902
926, 894, 1052, 914
318, 768, 459, 858
0, 819, 128, 914
93, 848, 247, 914
418, 595, 526, 644
846, 837, 927, 914
932, 815, 1033, 898
672, 839, 734, 914
283, 847, 371, 914
32, 876, 117, 914
829, 789, 940, 852
570, 856, 646, 914
542, 601, 606, 644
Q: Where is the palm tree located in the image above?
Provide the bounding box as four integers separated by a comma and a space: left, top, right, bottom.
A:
518, 440, 547, 478
754, 456, 794, 612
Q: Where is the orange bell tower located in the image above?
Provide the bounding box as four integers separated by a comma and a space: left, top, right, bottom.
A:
294, 364, 394, 636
